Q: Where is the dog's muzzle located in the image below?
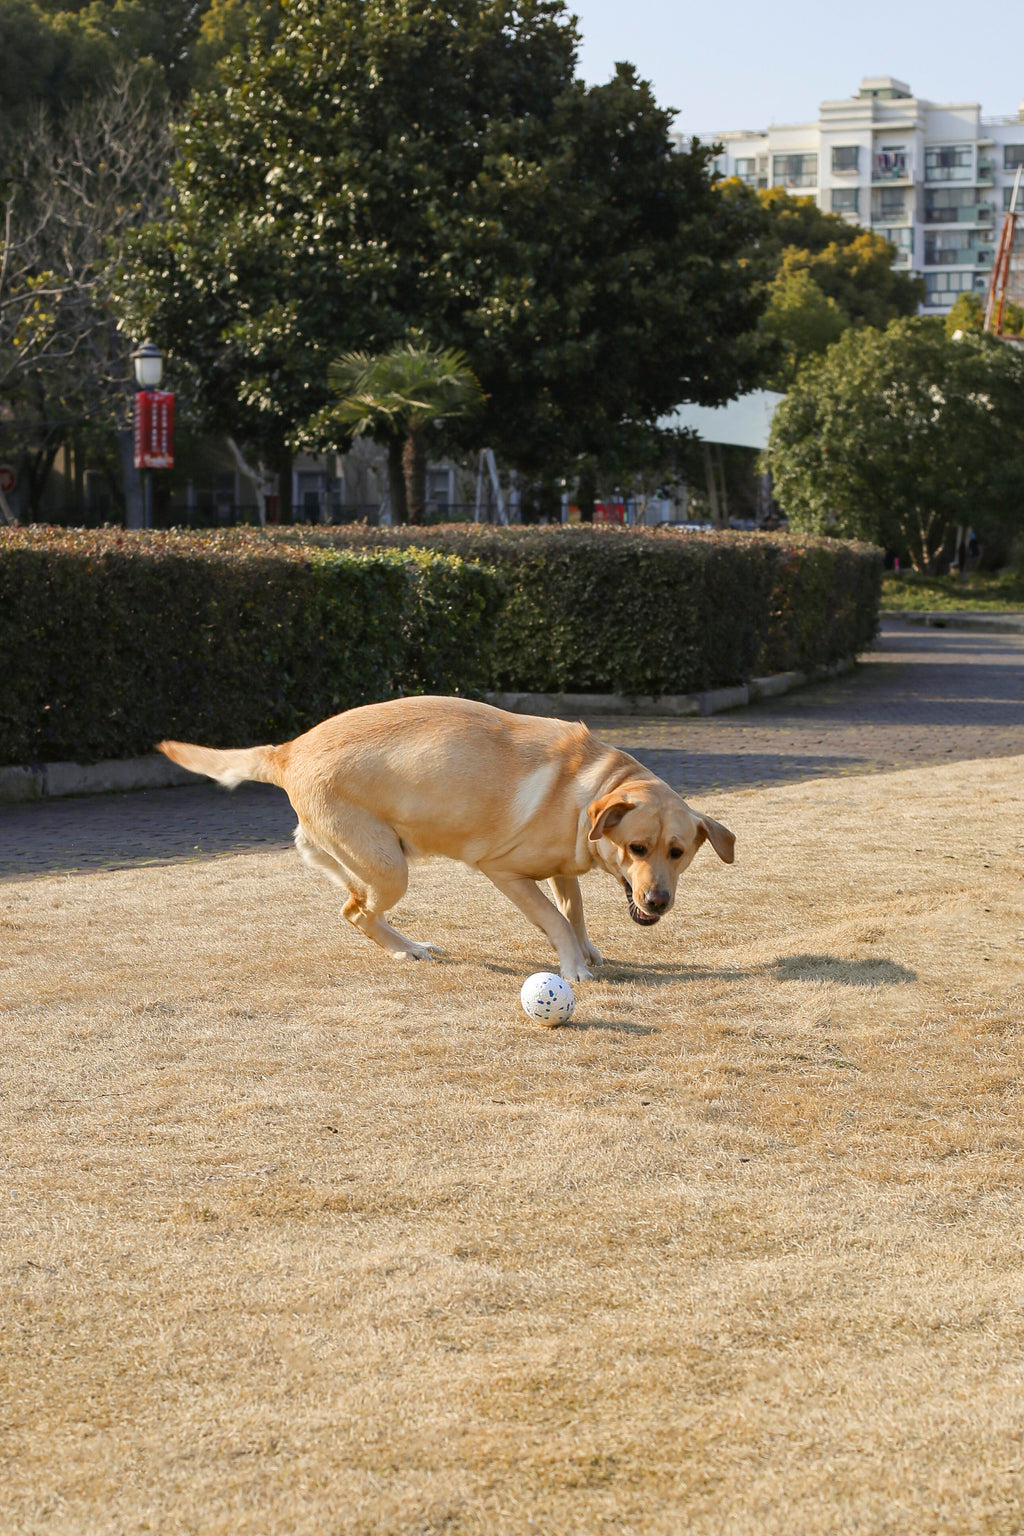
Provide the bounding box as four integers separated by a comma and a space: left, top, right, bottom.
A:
623, 878, 661, 926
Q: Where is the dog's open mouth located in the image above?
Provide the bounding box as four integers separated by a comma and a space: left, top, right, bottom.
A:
623, 879, 661, 926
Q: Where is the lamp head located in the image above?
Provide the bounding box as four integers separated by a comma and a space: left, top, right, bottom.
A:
131, 340, 164, 389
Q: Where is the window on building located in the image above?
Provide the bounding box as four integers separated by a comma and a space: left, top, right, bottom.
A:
1004, 145, 1024, 170
772, 153, 818, 188
879, 226, 913, 253
831, 145, 859, 173
924, 270, 984, 305
924, 187, 976, 222
874, 146, 908, 180
1004, 184, 1024, 211
874, 187, 907, 220
733, 156, 759, 186
831, 187, 859, 214
426, 469, 451, 508
924, 145, 972, 181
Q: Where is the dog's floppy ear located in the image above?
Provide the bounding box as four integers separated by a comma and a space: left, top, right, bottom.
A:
694, 814, 736, 864
587, 793, 634, 842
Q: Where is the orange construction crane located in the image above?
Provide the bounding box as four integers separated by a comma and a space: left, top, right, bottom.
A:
984, 164, 1024, 333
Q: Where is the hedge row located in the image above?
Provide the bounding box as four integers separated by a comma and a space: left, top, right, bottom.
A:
0, 525, 882, 767
0, 530, 501, 765
281, 524, 883, 695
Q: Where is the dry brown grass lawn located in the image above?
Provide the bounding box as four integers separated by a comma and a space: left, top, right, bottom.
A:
2, 754, 1024, 1535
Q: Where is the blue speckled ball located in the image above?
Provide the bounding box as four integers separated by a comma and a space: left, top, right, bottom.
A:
520, 971, 576, 1025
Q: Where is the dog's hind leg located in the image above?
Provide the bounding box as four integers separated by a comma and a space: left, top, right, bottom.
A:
294, 822, 435, 962
481, 869, 593, 983
548, 876, 602, 969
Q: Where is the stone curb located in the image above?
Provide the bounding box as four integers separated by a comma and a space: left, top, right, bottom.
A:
487, 658, 855, 721
0, 754, 195, 805
887, 609, 1024, 634
0, 659, 858, 806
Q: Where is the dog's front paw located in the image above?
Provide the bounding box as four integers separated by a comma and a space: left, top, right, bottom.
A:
561, 962, 594, 984
582, 942, 603, 968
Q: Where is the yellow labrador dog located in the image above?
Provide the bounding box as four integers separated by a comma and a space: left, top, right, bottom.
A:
159, 696, 734, 982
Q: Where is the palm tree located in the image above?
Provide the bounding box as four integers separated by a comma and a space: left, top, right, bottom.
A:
323, 343, 484, 523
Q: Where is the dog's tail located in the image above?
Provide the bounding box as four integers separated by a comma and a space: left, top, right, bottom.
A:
157, 738, 287, 790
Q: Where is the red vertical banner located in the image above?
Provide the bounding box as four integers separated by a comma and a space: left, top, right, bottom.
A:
134, 392, 175, 469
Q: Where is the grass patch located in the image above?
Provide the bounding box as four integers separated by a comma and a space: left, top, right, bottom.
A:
3, 755, 1024, 1533
882, 567, 1024, 611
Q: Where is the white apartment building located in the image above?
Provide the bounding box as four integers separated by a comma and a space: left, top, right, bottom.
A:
703, 77, 1024, 312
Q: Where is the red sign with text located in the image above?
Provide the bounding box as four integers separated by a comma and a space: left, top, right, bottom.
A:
134, 391, 174, 469
593, 501, 625, 525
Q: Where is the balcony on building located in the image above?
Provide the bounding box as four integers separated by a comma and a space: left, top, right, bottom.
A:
924, 144, 973, 183
924, 229, 994, 267
924, 270, 988, 308
924, 187, 990, 224
873, 147, 911, 182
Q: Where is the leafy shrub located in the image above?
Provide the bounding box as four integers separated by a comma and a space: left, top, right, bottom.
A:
0, 530, 501, 765
0, 524, 881, 767
279, 524, 883, 694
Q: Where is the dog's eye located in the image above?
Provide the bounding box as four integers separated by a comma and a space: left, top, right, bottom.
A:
669, 847, 684, 860
628, 844, 648, 857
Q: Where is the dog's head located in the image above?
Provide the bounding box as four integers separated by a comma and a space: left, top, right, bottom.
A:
586, 780, 735, 925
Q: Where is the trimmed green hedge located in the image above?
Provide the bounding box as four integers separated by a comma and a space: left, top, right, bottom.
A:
282, 524, 883, 696
0, 524, 881, 767
0, 530, 501, 765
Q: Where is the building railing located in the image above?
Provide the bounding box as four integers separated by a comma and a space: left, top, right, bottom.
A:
923, 248, 994, 267
924, 204, 992, 224
873, 157, 911, 182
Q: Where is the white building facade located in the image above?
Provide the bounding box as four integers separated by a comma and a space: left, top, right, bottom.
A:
703, 77, 1024, 312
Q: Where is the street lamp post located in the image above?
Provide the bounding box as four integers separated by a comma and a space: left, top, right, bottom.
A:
131, 341, 164, 529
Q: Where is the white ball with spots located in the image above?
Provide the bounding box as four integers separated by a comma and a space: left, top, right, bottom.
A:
520, 971, 575, 1025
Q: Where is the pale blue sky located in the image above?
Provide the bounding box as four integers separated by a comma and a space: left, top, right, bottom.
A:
570, 0, 1024, 136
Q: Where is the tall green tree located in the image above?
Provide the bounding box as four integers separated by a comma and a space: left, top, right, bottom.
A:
119, 0, 767, 510
767, 317, 1024, 572
720, 182, 925, 387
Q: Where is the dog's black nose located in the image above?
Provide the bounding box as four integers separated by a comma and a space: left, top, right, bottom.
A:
643, 889, 670, 914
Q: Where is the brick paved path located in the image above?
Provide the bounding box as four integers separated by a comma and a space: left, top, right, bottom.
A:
2, 619, 1022, 882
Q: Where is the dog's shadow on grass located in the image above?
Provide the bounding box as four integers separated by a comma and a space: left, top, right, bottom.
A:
769, 954, 917, 986
596, 959, 753, 986
562, 1016, 659, 1036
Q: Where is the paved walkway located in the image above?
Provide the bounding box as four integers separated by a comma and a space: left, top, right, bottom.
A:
2, 619, 1022, 882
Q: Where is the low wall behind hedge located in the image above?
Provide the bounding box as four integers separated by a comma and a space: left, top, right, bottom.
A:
0, 525, 882, 767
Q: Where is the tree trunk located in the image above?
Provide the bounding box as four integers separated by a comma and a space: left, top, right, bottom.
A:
387, 436, 409, 523
576, 458, 596, 523
275, 447, 293, 524
910, 509, 945, 575
24, 441, 61, 519
403, 428, 427, 524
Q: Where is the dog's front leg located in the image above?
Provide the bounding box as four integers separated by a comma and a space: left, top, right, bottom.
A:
481, 870, 594, 983
548, 876, 602, 969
